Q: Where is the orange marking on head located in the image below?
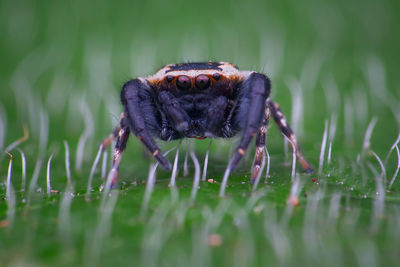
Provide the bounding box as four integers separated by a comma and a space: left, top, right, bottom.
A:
238, 148, 246, 155
137, 135, 143, 140
153, 149, 159, 156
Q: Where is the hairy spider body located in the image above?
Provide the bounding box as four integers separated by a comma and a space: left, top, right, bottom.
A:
102, 62, 313, 186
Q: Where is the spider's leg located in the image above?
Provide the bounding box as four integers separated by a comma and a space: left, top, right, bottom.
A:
100, 112, 127, 150
88, 112, 126, 184
109, 120, 131, 187
121, 79, 172, 170
230, 73, 270, 170
250, 104, 270, 184
268, 100, 314, 173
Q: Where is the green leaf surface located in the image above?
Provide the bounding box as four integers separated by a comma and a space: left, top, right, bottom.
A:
1, 0, 400, 266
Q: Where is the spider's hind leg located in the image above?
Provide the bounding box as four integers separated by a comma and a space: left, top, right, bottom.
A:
268, 100, 314, 173
250, 105, 270, 184
89, 112, 126, 185
108, 114, 131, 188
100, 113, 127, 150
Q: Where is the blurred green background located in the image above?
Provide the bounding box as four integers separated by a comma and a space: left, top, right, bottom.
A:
1, 0, 400, 266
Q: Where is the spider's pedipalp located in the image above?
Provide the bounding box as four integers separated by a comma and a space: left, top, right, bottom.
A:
204, 96, 228, 137
158, 90, 190, 132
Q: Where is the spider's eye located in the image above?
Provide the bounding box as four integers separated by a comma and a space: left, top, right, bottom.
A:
212, 73, 221, 80
195, 75, 210, 90
166, 75, 174, 82
177, 75, 191, 90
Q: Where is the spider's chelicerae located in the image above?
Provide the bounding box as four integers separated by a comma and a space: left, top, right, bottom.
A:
102, 62, 313, 186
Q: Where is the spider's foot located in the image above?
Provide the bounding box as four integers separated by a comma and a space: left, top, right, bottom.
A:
230, 151, 244, 171
305, 167, 314, 174
250, 166, 262, 185
110, 168, 119, 189
158, 157, 173, 171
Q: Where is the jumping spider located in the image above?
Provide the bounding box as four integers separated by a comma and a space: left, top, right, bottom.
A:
101, 62, 313, 187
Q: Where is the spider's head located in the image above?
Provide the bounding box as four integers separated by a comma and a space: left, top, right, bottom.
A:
146, 62, 244, 94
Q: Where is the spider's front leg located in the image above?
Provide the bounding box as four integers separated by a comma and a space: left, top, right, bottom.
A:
121, 79, 172, 170
230, 72, 271, 170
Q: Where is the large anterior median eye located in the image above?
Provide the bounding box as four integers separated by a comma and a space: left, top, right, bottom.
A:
195, 74, 210, 90
176, 75, 191, 90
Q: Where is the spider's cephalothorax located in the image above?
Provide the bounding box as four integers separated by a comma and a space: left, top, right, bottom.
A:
102, 61, 313, 186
